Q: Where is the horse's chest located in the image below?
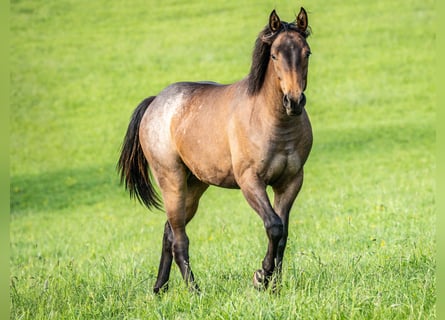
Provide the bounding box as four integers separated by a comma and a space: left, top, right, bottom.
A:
262, 149, 302, 183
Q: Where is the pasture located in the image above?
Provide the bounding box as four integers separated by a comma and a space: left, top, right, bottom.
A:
10, 0, 435, 319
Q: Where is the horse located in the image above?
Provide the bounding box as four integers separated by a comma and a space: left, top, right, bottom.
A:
118, 7, 313, 293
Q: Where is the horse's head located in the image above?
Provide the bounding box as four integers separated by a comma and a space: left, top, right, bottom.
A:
267, 8, 311, 116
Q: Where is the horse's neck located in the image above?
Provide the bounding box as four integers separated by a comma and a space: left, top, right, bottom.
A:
260, 71, 282, 110
253, 68, 295, 130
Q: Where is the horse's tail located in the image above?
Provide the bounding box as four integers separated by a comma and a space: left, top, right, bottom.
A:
117, 96, 162, 210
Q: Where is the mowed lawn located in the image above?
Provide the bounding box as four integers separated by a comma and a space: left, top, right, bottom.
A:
10, 0, 435, 319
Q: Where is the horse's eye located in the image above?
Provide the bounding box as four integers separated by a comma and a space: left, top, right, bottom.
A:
271, 54, 277, 60
305, 51, 312, 58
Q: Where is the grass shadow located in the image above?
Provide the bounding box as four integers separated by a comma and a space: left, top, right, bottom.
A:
10, 164, 123, 214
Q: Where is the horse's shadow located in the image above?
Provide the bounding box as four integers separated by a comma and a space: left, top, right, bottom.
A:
10, 164, 120, 214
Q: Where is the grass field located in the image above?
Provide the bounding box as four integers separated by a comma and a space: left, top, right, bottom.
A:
10, 0, 435, 319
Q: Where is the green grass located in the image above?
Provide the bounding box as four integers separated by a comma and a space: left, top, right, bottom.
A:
10, 0, 435, 318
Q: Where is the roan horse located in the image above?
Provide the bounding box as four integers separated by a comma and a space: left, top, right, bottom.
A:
118, 7, 312, 293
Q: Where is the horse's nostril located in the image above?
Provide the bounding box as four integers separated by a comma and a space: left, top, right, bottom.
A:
298, 93, 306, 107
283, 94, 291, 108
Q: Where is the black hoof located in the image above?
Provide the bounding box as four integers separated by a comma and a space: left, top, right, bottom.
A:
153, 283, 169, 294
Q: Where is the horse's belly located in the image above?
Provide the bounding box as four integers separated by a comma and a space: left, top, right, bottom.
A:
179, 146, 239, 188
191, 164, 238, 188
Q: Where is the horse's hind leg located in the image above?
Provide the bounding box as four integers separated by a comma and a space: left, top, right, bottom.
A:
153, 174, 208, 293
153, 221, 174, 293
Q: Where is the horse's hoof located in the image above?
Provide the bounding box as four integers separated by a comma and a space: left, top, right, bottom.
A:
153, 283, 168, 295
253, 269, 267, 290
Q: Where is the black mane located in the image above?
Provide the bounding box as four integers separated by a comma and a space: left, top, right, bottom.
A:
247, 22, 310, 96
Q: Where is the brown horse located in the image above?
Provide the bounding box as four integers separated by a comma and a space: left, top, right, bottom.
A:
118, 7, 312, 293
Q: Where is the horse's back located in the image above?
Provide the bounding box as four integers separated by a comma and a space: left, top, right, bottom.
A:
138, 81, 237, 186
140, 81, 230, 149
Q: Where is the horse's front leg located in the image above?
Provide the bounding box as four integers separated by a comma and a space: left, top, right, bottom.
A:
271, 170, 304, 290
238, 173, 283, 290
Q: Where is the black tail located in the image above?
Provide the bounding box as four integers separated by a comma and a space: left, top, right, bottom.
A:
117, 96, 162, 210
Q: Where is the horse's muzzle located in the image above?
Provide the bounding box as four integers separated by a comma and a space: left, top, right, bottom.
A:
283, 93, 306, 116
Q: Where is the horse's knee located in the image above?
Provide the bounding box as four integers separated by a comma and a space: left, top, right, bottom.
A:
266, 222, 284, 242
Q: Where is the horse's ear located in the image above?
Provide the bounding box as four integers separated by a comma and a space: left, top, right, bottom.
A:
269, 10, 281, 32
295, 7, 308, 32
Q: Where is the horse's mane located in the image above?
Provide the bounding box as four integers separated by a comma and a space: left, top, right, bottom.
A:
247, 22, 311, 96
